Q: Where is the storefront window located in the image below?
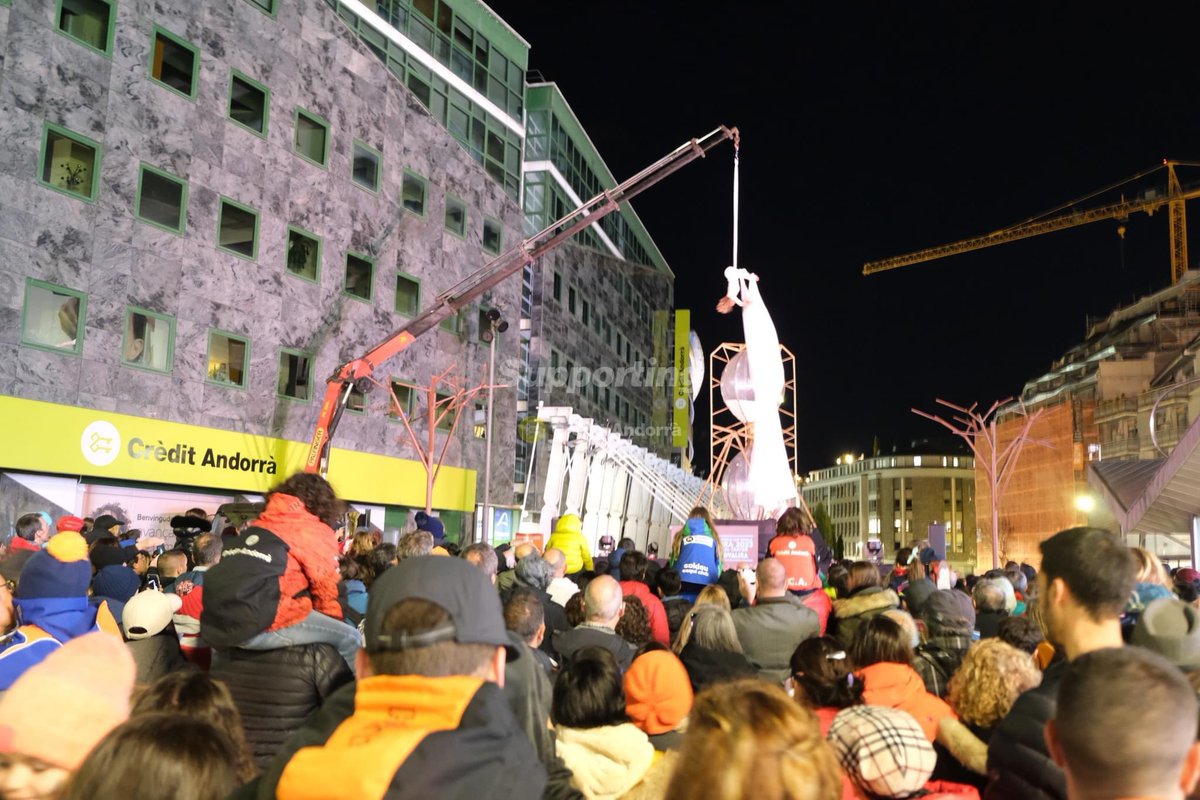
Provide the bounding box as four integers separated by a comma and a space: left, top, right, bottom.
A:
22, 280, 86, 355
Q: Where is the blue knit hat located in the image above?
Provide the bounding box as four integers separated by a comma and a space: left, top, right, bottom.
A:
417, 514, 445, 543
92, 565, 140, 604
16, 532, 92, 599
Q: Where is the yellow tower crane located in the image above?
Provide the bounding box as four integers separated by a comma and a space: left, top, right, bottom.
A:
863, 161, 1200, 284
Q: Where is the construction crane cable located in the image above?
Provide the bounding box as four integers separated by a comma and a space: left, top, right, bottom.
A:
1017, 163, 1164, 226
732, 139, 740, 269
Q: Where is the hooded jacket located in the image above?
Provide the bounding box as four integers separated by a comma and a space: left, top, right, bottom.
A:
545, 515, 593, 575
554, 723, 655, 800
831, 585, 900, 644
0, 597, 112, 690
241, 674, 547, 800
254, 493, 344, 631
859, 661, 957, 741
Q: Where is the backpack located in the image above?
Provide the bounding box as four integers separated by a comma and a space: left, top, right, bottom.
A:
200, 526, 289, 649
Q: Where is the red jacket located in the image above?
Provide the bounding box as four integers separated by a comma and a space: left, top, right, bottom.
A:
800, 585, 833, 635
253, 493, 343, 631
619, 580, 670, 646
859, 662, 956, 741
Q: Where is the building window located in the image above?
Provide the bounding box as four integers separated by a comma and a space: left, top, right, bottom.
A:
552, 272, 562, 302
473, 402, 486, 439
294, 109, 329, 167
278, 349, 312, 401
351, 140, 381, 192
482, 217, 503, 255
582, 300, 590, 326
401, 170, 427, 215
568, 286, 577, 315
149, 27, 199, 99
444, 194, 467, 237
344, 252, 374, 301
389, 380, 413, 418
435, 392, 454, 431
285, 226, 321, 283
228, 71, 269, 137
346, 385, 366, 414
135, 164, 187, 234
39, 124, 100, 202
395, 273, 420, 316
550, 349, 559, 370
122, 307, 174, 373
56, 0, 114, 55
217, 198, 259, 259
207, 330, 249, 387
243, 0, 276, 15
440, 310, 463, 335
21, 279, 86, 355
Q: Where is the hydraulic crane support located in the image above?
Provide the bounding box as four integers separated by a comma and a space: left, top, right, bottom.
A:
863, 162, 1200, 282
305, 125, 739, 475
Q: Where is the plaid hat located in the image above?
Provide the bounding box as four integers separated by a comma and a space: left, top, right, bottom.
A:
56, 516, 85, 533
922, 589, 976, 634
365, 555, 518, 659
93, 514, 126, 532
1133, 597, 1200, 670
827, 706, 936, 798
123, 589, 182, 640
0, 632, 134, 769
624, 650, 693, 735
16, 532, 91, 599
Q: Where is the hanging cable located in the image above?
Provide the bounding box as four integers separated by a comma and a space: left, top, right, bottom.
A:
732, 138, 740, 269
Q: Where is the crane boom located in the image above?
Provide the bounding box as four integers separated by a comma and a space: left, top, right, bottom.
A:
863, 162, 1200, 280
304, 124, 739, 475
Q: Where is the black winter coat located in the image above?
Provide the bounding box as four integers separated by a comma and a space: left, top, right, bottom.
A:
126, 632, 196, 685
985, 662, 1066, 800
211, 643, 355, 767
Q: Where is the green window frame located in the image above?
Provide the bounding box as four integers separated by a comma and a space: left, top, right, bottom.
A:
343, 251, 375, 302
206, 329, 250, 388
439, 309, 463, 335
228, 70, 269, 138
121, 306, 175, 374
135, 163, 188, 234
21, 278, 87, 356
285, 225, 321, 283
568, 285, 577, 316
552, 271, 562, 302
242, 0, 277, 16
293, 108, 330, 168
444, 193, 467, 238
56, 0, 116, 56
401, 170, 427, 216
351, 139, 382, 193
482, 217, 503, 255
388, 379, 414, 420
148, 26, 199, 99
345, 385, 367, 415
395, 272, 421, 317
435, 392, 454, 431
38, 123, 101, 203
277, 348, 313, 402
216, 197, 259, 260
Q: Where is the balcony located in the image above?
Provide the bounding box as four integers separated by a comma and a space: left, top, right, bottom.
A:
1096, 396, 1138, 419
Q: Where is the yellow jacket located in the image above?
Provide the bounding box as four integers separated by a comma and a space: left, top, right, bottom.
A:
546, 514, 593, 574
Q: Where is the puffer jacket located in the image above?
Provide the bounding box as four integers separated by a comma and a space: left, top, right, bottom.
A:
127, 630, 196, 685
984, 662, 1066, 800
555, 723, 655, 800
831, 585, 899, 644
545, 514, 593, 574
211, 642, 354, 767
859, 661, 957, 741
254, 493, 344, 632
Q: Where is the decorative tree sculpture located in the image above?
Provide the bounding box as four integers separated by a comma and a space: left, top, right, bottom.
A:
913, 398, 1050, 569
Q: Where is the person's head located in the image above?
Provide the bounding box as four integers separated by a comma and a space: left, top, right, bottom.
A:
129, 550, 151, 577
827, 705, 936, 799
361, 555, 512, 684
367, 543, 399, 578
92, 514, 125, 538
624, 650, 693, 736
827, 563, 850, 597
1131, 546, 1173, 589
565, 591, 586, 627
1005, 568, 1028, 595
882, 609, 920, 650
91, 564, 140, 604
756, 557, 788, 599
397, 530, 434, 561
922, 589, 976, 637
462, 542, 499, 584
14, 512, 49, 545
997, 615, 1044, 655
60, 713, 241, 800
583, 574, 624, 628
617, 537, 636, 552
266, 473, 342, 527
512, 541, 537, 562
689, 605, 743, 654
156, 549, 188, 580
123, 589, 183, 641
657, 568, 682, 598
672, 584, 731, 653
130, 672, 256, 783
894, 547, 913, 569
552, 646, 627, 729
850, 614, 913, 668
775, 506, 808, 536
665, 680, 842, 800
543, 547, 567, 578
689, 506, 717, 533
192, 533, 222, 567
503, 586, 545, 648
948, 639, 1042, 729
619, 550, 648, 582
790, 636, 863, 711
846, 561, 881, 593
615, 595, 653, 647
516, 555, 552, 592
1174, 568, 1200, 603
1039, 527, 1137, 647
1048, 647, 1200, 800
973, 578, 1007, 614
350, 530, 377, 558
16, 532, 91, 601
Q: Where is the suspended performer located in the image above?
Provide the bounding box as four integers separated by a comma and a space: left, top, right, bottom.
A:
670, 507, 724, 601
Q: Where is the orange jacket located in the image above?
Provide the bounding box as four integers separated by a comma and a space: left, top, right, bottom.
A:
859, 661, 956, 741
253, 493, 343, 631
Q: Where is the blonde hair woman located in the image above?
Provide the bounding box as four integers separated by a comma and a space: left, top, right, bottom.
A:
672, 584, 731, 654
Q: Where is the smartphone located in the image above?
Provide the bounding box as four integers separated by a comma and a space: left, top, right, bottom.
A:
740, 567, 757, 586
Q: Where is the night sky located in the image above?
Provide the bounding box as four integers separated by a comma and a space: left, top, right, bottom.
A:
487, 2, 1200, 474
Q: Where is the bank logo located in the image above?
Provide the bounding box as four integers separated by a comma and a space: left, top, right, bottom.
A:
81, 420, 121, 467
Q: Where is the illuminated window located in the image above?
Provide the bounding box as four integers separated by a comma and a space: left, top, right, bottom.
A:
149, 27, 199, 98
39, 124, 100, 202
207, 330, 249, 388
57, 0, 114, 55
21, 279, 86, 355
122, 307, 174, 373
294, 109, 329, 167
285, 226, 320, 283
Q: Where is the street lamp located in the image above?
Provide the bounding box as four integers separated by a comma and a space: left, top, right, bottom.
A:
480, 308, 508, 544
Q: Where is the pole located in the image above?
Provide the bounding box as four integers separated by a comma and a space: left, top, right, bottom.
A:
482, 326, 497, 544
990, 417, 1000, 569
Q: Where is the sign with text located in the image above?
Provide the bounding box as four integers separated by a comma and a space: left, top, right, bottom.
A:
719, 523, 761, 569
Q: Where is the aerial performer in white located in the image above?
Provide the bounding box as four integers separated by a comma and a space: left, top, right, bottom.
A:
717, 267, 798, 518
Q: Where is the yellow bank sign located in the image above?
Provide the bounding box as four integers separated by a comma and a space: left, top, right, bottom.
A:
2, 395, 476, 511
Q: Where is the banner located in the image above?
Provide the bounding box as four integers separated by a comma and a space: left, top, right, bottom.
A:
672, 309, 691, 448
0, 395, 476, 511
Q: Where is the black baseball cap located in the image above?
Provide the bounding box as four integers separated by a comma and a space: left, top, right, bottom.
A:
93, 514, 126, 532
365, 555, 519, 659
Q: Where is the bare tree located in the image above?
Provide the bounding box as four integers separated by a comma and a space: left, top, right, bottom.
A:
913, 398, 1051, 569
